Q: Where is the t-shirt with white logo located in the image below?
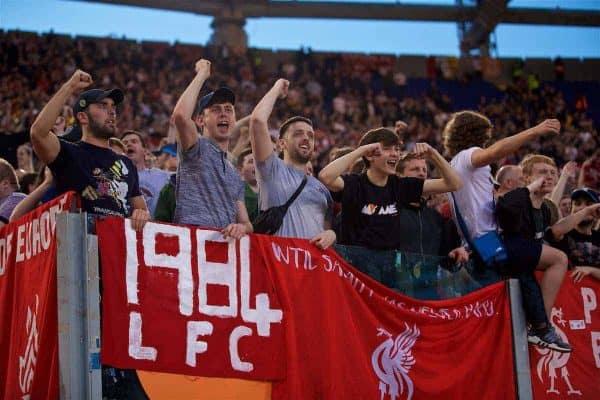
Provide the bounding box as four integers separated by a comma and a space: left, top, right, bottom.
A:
334, 173, 423, 250
449, 146, 497, 241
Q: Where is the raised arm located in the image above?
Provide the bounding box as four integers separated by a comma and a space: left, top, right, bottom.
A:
550, 203, 600, 241
318, 143, 381, 192
172, 59, 211, 152
30, 70, 93, 164
471, 119, 560, 168
416, 143, 462, 195
249, 79, 289, 163
230, 115, 252, 157
549, 161, 577, 208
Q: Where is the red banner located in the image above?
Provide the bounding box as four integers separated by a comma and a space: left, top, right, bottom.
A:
97, 217, 516, 399
531, 272, 600, 400
0, 192, 74, 400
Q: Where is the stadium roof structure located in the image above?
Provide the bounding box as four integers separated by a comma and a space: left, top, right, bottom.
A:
77, 0, 600, 55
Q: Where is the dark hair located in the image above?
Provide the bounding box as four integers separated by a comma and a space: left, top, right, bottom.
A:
442, 111, 492, 158
19, 172, 38, 195
237, 147, 253, 169
279, 116, 313, 139
121, 130, 146, 148
358, 127, 400, 168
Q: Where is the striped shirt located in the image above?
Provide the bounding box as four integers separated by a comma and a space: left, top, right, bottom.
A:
174, 137, 244, 228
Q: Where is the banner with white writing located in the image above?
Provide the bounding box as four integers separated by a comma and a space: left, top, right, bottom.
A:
0, 192, 74, 400
530, 272, 600, 400
98, 217, 516, 399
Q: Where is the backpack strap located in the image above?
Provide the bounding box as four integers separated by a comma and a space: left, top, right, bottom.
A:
283, 176, 308, 208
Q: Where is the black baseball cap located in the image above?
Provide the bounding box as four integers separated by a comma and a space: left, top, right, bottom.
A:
73, 88, 124, 115
571, 188, 599, 203
196, 87, 235, 114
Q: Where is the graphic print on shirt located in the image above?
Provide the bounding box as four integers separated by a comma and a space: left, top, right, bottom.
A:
81, 159, 130, 214
361, 203, 398, 216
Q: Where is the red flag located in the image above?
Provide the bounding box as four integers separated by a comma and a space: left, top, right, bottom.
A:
97, 217, 516, 399
0, 193, 74, 400
530, 272, 600, 400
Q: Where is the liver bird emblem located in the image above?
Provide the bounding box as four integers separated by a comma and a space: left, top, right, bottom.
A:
536, 307, 581, 396
371, 323, 420, 400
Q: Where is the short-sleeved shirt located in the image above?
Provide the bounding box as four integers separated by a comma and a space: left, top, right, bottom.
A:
333, 173, 424, 250
48, 140, 140, 217
138, 168, 170, 216
0, 192, 27, 223
174, 137, 244, 228
449, 147, 497, 240
558, 230, 600, 267
256, 153, 332, 239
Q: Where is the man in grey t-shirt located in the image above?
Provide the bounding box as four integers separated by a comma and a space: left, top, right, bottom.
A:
171, 59, 252, 239
249, 79, 335, 248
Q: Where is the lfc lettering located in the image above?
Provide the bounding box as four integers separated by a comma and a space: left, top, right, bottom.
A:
123, 221, 282, 373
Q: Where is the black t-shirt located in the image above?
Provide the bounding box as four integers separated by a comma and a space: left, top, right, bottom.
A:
559, 230, 600, 267
532, 208, 546, 242
49, 139, 141, 217
333, 173, 424, 250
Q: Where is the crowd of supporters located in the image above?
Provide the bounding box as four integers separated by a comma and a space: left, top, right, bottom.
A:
1, 31, 598, 178
1, 31, 600, 394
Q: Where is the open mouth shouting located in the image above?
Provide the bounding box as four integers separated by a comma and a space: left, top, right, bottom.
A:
216, 120, 230, 133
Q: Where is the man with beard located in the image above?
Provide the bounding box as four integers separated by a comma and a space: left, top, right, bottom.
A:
121, 130, 169, 216
250, 79, 335, 248
30, 70, 149, 399
558, 188, 600, 282
30, 70, 148, 230
172, 59, 252, 240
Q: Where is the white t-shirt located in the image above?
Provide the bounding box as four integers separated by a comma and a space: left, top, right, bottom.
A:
449, 147, 497, 240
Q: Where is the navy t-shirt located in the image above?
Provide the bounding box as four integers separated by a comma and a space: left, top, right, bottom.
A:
333, 173, 424, 250
48, 139, 141, 217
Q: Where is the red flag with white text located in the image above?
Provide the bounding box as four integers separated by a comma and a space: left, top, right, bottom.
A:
530, 272, 600, 400
97, 217, 516, 399
0, 192, 75, 400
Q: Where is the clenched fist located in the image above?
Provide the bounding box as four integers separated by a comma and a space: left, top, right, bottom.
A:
195, 59, 211, 80
67, 69, 93, 92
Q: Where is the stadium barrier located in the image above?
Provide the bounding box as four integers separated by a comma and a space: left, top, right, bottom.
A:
2, 195, 599, 399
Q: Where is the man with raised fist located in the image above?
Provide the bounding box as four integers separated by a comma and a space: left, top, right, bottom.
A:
171, 59, 252, 240
29, 69, 149, 231
250, 79, 335, 249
